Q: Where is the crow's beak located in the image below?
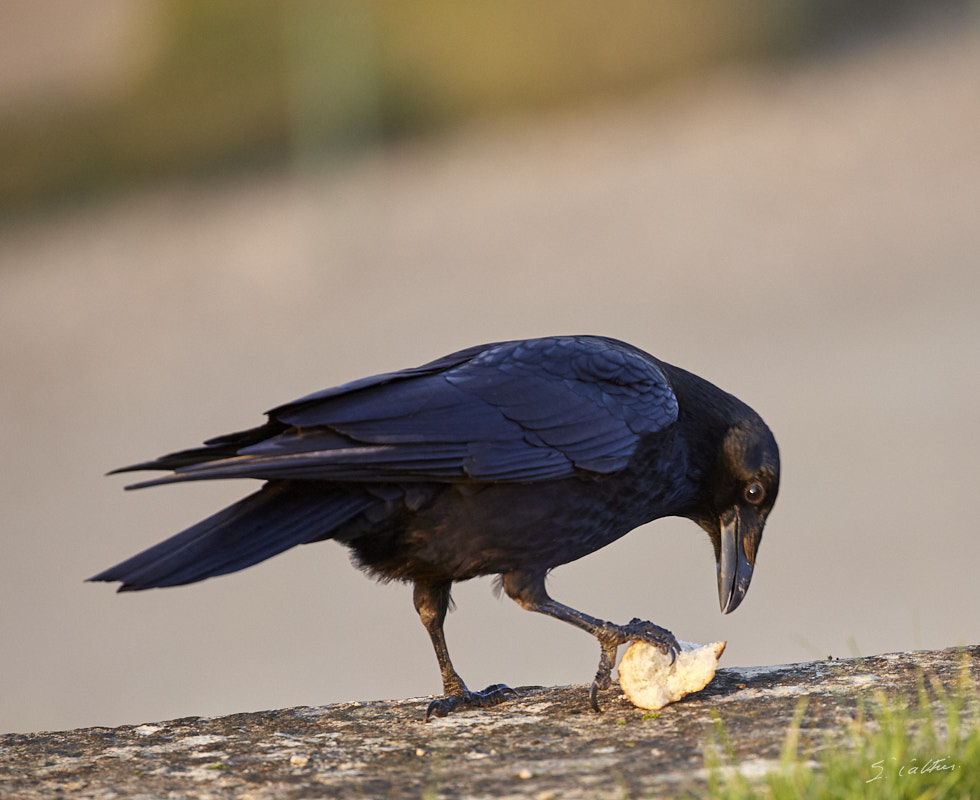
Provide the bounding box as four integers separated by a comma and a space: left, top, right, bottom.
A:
717, 507, 755, 614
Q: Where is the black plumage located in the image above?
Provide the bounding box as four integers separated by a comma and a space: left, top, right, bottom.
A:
90, 335, 780, 717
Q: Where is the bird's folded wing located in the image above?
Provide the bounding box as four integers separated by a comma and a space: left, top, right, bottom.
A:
123, 337, 679, 488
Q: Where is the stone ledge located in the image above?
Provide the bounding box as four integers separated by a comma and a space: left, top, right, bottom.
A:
3, 646, 977, 799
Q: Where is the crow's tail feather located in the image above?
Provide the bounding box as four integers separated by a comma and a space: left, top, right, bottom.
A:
88, 483, 372, 591
106, 421, 287, 475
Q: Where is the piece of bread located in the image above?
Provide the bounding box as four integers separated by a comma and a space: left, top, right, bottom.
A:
618, 639, 727, 710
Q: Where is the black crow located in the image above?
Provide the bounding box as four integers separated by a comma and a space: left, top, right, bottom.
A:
90, 335, 780, 717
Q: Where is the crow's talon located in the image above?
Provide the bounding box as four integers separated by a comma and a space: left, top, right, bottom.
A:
620, 618, 679, 660
589, 681, 602, 713
424, 683, 518, 721
481, 683, 520, 702
425, 696, 461, 720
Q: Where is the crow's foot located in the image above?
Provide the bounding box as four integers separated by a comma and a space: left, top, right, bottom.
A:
424, 683, 518, 721
615, 617, 680, 660
589, 617, 679, 712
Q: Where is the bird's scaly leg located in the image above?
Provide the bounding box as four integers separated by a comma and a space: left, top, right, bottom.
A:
502, 570, 679, 712
414, 581, 517, 720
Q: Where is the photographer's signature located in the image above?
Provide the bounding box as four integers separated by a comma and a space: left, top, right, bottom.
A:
866, 756, 959, 782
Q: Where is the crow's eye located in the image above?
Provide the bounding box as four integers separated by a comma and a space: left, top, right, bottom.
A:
744, 482, 765, 504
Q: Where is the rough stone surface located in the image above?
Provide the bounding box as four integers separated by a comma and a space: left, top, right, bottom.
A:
2, 646, 977, 799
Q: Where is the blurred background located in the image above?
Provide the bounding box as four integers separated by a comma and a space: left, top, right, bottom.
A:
1, 0, 978, 735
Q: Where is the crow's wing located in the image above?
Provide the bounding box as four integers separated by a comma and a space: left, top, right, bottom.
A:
123, 336, 678, 487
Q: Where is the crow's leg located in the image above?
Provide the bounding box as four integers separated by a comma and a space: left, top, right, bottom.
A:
501, 570, 679, 712
413, 580, 517, 720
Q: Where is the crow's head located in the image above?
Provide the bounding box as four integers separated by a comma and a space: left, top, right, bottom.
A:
695, 415, 780, 614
